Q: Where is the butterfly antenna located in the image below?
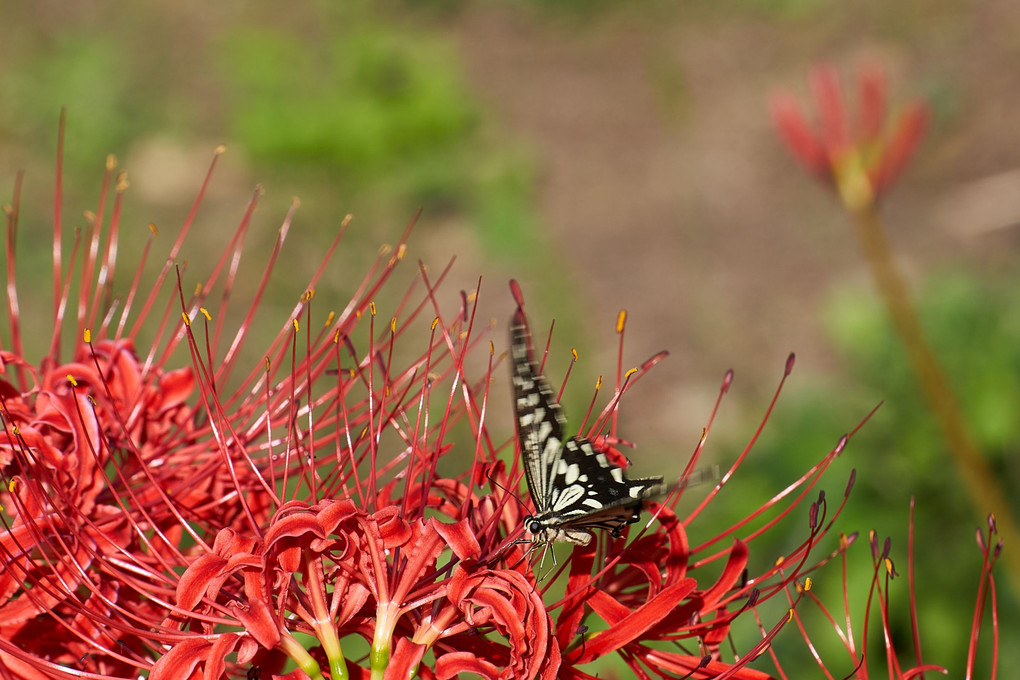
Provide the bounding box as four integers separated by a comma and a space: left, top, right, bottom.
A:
484, 464, 531, 516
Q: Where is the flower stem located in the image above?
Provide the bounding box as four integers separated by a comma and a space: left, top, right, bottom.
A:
371, 601, 398, 680
851, 204, 1020, 595
279, 632, 331, 680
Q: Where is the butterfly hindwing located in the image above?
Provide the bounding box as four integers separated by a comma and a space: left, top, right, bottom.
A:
510, 308, 671, 546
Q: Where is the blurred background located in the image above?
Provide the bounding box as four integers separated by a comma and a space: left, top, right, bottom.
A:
1, 0, 1017, 676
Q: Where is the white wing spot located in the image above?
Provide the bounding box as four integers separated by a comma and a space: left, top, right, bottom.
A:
537, 421, 554, 441
564, 463, 580, 485
552, 485, 585, 511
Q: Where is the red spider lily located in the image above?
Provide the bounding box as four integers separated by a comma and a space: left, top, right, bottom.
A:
770, 62, 929, 210
2, 121, 896, 680
768, 500, 1000, 679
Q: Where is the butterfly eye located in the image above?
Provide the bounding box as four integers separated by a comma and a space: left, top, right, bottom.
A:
528, 519, 543, 534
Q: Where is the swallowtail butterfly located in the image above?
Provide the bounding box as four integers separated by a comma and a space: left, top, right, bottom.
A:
510, 307, 674, 546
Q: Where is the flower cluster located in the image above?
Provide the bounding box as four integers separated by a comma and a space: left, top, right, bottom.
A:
0, 130, 998, 679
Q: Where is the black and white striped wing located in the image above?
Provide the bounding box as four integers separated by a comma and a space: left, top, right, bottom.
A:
510, 309, 671, 545
510, 310, 567, 514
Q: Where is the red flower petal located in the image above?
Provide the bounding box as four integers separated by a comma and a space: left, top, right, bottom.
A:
432, 517, 481, 562
574, 578, 697, 664
810, 64, 850, 154
435, 651, 500, 679
872, 102, 929, 195
769, 94, 830, 177
856, 62, 888, 142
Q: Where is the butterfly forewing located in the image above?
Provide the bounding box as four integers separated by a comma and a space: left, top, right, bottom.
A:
510, 313, 566, 512
510, 309, 671, 545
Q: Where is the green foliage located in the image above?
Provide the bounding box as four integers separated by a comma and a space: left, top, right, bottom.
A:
740, 268, 1019, 676
0, 35, 144, 172
827, 270, 1020, 468
218, 27, 478, 176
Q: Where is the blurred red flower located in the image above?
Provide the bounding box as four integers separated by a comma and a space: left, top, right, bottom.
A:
770, 62, 930, 209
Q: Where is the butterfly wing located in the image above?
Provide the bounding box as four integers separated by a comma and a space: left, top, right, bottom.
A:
539, 436, 669, 538
510, 309, 567, 514
510, 307, 672, 545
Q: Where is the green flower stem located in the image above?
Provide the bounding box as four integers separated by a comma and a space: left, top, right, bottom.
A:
279, 632, 330, 680
851, 203, 1019, 593
371, 601, 399, 680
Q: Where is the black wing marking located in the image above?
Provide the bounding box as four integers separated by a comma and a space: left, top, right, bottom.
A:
510, 310, 566, 513
547, 436, 668, 520
510, 308, 672, 545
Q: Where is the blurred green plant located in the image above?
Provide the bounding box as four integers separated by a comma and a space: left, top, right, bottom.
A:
215, 22, 542, 256
732, 269, 1018, 677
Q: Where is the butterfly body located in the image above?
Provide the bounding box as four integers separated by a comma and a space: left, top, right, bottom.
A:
511, 310, 672, 546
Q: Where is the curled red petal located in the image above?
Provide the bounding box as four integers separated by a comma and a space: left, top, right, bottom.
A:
155, 366, 195, 409
386, 638, 427, 680
700, 538, 749, 608
435, 651, 500, 679
432, 517, 481, 562
175, 552, 230, 610
373, 506, 413, 548
229, 596, 280, 649
445, 568, 558, 680
575, 578, 697, 664
149, 634, 245, 680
